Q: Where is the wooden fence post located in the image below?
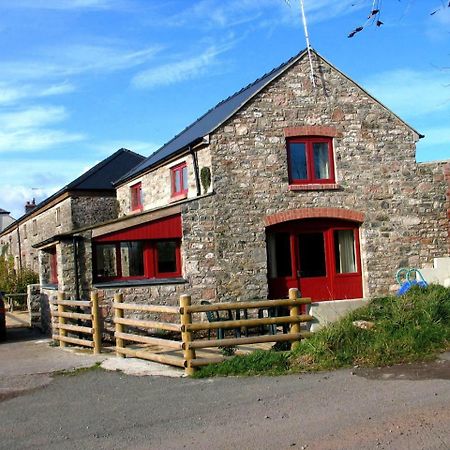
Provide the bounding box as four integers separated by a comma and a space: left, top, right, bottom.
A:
289, 288, 301, 351
57, 292, 66, 348
180, 294, 196, 375
114, 293, 125, 358
91, 291, 102, 354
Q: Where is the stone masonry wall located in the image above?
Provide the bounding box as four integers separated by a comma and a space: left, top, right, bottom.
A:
0, 197, 73, 273
70, 196, 118, 229
116, 147, 212, 217
200, 54, 449, 301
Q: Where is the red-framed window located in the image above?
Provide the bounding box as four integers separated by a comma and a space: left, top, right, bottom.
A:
49, 247, 58, 285
287, 137, 335, 184
94, 239, 182, 282
171, 163, 188, 197
130, 182, 143, 211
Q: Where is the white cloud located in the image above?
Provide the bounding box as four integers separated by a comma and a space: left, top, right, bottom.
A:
132, 43, 234, 89
0, 44, 162, 83
0, 158, 89, 219
160, 0, 362, 31
0, 129, 85, 152
0, 106, 85, 152
0, 0, 127, 10
364, 69, 450, 118
0, 82, 75, 106
0, 106, 67, 130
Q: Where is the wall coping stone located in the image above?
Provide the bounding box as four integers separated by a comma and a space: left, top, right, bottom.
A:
93, 278, 187, 289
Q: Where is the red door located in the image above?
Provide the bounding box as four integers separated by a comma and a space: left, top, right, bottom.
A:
267, 219, 363, 301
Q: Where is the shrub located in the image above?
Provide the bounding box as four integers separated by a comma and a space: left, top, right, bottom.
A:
0, 255, 39, 294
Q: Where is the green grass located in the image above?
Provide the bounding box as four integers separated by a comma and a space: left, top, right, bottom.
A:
52, 362, 104, 377
194, 285, 450, 378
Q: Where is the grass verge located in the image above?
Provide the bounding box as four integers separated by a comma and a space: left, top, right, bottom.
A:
193, 285, 450, 378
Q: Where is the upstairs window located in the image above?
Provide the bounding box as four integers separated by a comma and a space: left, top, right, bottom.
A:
55, 207, 61, 226
130, 182, 143, 211
171, 163, 188, 197
287, 137, 335, 184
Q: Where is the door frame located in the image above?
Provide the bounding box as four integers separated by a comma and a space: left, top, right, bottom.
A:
267, 218, 363, 301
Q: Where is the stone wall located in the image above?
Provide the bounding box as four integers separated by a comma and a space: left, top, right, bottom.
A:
27, 284, 41, 329
197, 54, 449, 301
0, 197, 72, 273
116, 147, 212, 217
70, 196, 118, 229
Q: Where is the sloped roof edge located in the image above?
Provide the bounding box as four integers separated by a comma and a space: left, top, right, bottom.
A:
116, 49, 310, 185
0, 148, 145, 237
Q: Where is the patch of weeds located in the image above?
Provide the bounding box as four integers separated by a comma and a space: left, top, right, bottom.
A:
191, 285, 450, 377
193, 350, 290, 378
52, 362, 103, 377
219, 345, 237, 357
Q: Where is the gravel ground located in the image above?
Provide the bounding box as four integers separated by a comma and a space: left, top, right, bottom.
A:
0, 359, 449, 450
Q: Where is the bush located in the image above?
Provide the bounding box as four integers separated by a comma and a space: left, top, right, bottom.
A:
0, 255, 39, 294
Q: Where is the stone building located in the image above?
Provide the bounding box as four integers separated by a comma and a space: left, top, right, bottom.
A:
0, 148, 145, 287
25, 49, 450, 329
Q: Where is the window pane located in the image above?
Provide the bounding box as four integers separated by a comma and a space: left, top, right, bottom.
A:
298, 233, 326, 277
174, 170, 181, 193
334, 230, 356, 273
182, 166, 188, 191
95, 245, 117, 278
157, 241, 177, 274
289, 143, 307, 180
313, 143, 330, 179
120, 241, 144, 277
267, 233, 292, 278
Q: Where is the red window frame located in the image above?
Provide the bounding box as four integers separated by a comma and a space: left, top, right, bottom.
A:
49, 247, 58, 285
171, 163, 188, 197
130, 182, 143, 211
93, 239, 182, 282
287, 136, 335, 185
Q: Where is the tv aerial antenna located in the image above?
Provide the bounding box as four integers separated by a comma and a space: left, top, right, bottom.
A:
285, 0, 316, 88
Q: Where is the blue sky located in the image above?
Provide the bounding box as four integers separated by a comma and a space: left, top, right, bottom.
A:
0, 0, 449, 219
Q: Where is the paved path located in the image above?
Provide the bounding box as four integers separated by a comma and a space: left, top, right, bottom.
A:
0, 337, 449, 450
1, 328, 449, 449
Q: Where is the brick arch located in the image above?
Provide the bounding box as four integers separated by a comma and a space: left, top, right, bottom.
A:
283, 125, 341, 138
264, 207, 365, 227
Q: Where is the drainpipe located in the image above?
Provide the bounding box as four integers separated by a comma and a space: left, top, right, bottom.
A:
16, 227, 23, 272
72, 235, 80, 301
72, 235, 83, 339
189, 145, 201, 197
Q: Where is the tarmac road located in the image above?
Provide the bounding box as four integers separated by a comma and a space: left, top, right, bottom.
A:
1, 357, 449, 450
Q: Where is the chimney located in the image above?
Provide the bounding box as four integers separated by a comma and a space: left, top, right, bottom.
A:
25, 198, 36, 214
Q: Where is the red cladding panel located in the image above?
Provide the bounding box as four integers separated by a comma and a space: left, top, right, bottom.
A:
95, 214, 182, 242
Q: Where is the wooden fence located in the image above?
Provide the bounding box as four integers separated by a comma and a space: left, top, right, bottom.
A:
4, 293, 27, 312
51, 292, 101, 354
113, 292, 184, 367
113, 288, 312, 375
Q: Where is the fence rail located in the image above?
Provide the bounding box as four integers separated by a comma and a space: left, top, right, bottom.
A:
112, 288, 313, 375
113, 293, 184, 367
51, 292, 101, 354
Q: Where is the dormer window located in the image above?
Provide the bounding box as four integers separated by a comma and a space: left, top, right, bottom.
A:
130, 182, 143, 211
287, 137, 335, 185
171, 162, 188, 197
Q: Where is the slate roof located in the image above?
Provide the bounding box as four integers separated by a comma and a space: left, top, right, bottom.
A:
117, 48, 423, 186
0, 148, 145, 235
0, 208, 10, 214
116, 49, 309, 185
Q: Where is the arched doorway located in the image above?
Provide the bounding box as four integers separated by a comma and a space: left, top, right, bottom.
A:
266, 218, 363, 301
